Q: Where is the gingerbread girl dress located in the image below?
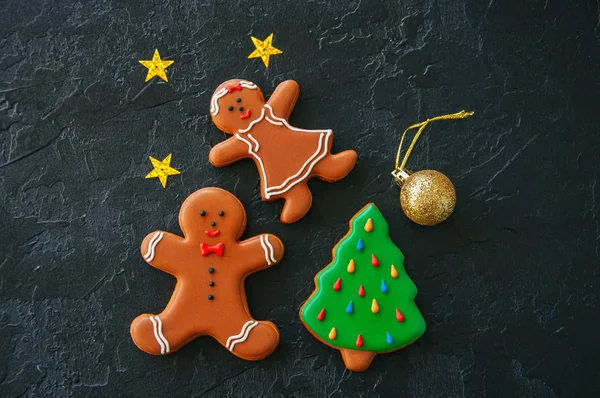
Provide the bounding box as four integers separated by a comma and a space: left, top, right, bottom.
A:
209, 79, 357, 224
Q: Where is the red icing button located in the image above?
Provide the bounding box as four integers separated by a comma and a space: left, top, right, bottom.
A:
317, 309, 325, 321
396, 309, 405, 322
358, 285, 365, 297
371, 254, 379, 267
333, 278, 342, 291
356, 334, 363, 348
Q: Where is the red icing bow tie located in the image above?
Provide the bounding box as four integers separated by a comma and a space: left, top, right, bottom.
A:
226, 82, 243, 93
201, 242, 224, 256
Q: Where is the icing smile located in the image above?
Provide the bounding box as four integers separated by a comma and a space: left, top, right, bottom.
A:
205, 230, 221, 237
240, 109, 252, 120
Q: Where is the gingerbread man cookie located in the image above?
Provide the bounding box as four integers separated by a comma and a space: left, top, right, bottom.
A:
209, 79, 358, 224
130, 187, 284, 360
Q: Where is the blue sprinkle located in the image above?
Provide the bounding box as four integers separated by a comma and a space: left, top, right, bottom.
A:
386, 332, 394, 345
357, 239, 364, 251
346, 300, 354, 314
381, 279, 388, 293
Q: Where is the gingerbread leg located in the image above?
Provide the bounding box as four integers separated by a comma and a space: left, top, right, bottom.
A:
213, 316, 280, 361
279, 183, 313, 224
312, 150, 357, 182
131, 307, 202, 355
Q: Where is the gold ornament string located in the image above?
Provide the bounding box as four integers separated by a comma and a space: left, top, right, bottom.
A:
392, 110, 474, 182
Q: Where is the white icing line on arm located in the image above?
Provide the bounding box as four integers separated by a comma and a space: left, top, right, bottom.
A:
264, 235, 276, 264
235, 134, 269, 191
259, 235, 272, 266
226, 320, 254, 349
149, 316, 166, 354
155, 316, 170, 354
247, 134, 260, 151
144, 232, 164, 262
229, 320, 259, 352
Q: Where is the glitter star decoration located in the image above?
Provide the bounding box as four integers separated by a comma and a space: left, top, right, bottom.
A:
139, 49, 174, 82
145, 154, 181, 188
248, 33, 282, 68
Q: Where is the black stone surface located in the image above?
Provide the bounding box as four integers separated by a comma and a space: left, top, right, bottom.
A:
1, 0, 599, 396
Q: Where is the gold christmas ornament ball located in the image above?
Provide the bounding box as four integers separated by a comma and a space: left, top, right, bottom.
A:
399, 170, 456, 226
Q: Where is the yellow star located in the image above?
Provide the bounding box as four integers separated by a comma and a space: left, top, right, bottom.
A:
145, 154, 181, 188
248, 33, 283, 68
139, 49, 174, 82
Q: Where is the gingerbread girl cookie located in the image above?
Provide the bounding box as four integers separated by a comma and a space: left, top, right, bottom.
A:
209, 79, 358, 224
130, 187, 284, 360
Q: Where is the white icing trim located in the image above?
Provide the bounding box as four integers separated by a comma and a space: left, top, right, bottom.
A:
247, 134, 260, 151
149, 316, 169, 354
229, 320, 259, 352
226, 320, 255, 349
265, 116, 282, 125
259, 235, 272, 265
264, 235, 276, 264
144, 232, 164, 262
264, 104, 333, 134
235, 134, 269, 189
238, 108, 266, 133
266, 132, 326, 192
210, 80, 257, 116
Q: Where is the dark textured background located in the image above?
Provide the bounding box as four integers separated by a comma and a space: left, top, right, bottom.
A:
1, 0, 599, 396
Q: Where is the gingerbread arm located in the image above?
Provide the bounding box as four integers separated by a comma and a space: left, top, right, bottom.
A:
266, 80, 300, 120
209, 136, 251, 167
140, 231, 186, 276
237, 234, 284, 273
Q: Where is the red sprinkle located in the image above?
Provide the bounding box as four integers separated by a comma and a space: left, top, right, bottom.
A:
333, 278, 342, 291
356, 334, 363, 348
396, 309, 405, 322
372, 254, 379, 267
317, 309, 325, 321
358, 285, 365, 297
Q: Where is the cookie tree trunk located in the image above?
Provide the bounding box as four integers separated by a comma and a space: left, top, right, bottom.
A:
300, 203, 426, 371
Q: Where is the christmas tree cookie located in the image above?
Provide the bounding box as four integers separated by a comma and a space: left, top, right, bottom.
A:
300, 203, 426, 371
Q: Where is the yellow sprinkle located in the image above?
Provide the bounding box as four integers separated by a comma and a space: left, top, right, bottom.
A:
347, 259, 355, 273
364, 218, 373, 232
391, 264, 398, 278
371, 299, 380, 313
329, 327, 337, 340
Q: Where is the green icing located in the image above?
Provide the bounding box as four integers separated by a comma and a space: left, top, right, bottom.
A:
301, 203, 426, 352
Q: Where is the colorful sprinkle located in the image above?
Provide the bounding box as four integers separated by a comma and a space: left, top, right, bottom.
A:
317, 309, 325, 321
372, 254, 379, 267
356, 334, 363, 348
364, 218, 373, 232
346, 300, 354, 314
396, 309, 404, 322
358, 285, 365, 297
381, 279, 388, 293
329, 327, 337, 340
347, 259, 355, 273
357, 239, 364, 251
333, 278, 341, 291
391, 264, 398, 278
386, 332, 394, 345
371, 299, 380, 313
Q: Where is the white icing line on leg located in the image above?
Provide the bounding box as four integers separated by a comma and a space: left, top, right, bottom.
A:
247, 134, 260, 151
229, 321, 259, 352
149, 316, 166, 354
155, 316, 170, 354
144, 232, 164, 262
259, 235, 272, 266
264, 235, 276, 264
226, 320, 254, 349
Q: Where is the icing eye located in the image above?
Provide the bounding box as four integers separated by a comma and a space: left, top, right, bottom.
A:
228, 106, 234, 111
236, 98, 242, 103
239, 107, 244, 111
218, 210, 225, 216
200, 210, 206, 216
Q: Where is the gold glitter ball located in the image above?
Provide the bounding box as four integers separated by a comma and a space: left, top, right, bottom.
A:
399, 170, 456, 226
